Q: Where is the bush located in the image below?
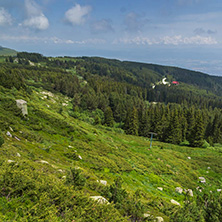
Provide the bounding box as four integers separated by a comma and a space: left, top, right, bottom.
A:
0, 161, 127, 221
66, 168, 86, 190
202, 140, 210, 148
0, 134, 4, 147
180, 140, 190, 146
64, 151, 79, 160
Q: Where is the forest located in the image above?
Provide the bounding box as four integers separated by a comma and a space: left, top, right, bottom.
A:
3, 53, 222, 148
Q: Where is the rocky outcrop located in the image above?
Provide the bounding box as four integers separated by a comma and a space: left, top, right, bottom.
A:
90, 196, 109, 204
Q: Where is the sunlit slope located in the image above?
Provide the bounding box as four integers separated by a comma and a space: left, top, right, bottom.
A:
1, 85, 222, 221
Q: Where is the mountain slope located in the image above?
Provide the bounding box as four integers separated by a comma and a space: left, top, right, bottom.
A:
1, 52, 222, 220
0, 46, 17, 56
78, 56, 222, 96
1, 72, 222, 221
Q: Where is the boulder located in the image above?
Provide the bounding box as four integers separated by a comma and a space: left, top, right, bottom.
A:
186, 189, 193, 197
143, 213, 150, 218
90, 196, 109, 204
199, 177, 206, 183
156, 216, 164, 222
38, 160, 49, 164
16, 99, 28, 116
6, 131, 12, 137
175, 187, 183, 194
14, 136, 21, 141
78, 155, 82, 160
171, 199, 181, 206
97, 180, 107, 186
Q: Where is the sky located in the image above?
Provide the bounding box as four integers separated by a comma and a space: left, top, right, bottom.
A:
0, 0, 222, 76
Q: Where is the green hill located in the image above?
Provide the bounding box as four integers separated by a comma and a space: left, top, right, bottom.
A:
1, 53, 222, 221
0, 46, 17, 56
1, 84, 222, 221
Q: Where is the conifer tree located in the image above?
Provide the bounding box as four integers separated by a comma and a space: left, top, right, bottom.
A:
180, 114, 188, 141
104, 106, 114, 127
156, 114, 169, 142
211, 113, 222, 143
138, 105, 150, 137
165, 109, 182, 144
125, 107, 139, 135
189, 110, 205, 147
186, 107, 195, 142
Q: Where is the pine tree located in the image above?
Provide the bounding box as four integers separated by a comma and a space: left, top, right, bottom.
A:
138, 105, 150, 137
165, 109, 182, 144
180, 114, 188, 141
9, 56, 13, 63
211, 113, 222, 143
189, 110, 205, 147
104, 106, 114, 127
125, 107, 139, 135
156, 114, 169, 142
186, 107, 195, 142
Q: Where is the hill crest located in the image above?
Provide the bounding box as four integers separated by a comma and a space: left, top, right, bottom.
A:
0, 46, 17, 56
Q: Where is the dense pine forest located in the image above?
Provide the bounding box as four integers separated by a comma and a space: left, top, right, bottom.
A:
1, 51, 222, 221
3, 52, 222, 147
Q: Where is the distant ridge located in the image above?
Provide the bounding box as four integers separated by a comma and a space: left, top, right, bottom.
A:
0, 46, 17, 56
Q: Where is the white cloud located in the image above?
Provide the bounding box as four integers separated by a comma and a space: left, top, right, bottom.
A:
23, 0, 49, 30
0, 34, 105, 45
65, 4, 91, 26
0, 34, 46, 42
114, 35, 217, 45
51, 37, 74, 44
23, 15, 49, 30
52, 37, 105, 45
162, 35, 217, 45
0, 7, 12, 26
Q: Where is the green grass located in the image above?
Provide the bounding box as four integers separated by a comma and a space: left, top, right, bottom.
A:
0, 46, 17, 56
1, 85, 222, 221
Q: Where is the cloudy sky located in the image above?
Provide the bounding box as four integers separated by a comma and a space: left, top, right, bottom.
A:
0, 0, 222, 75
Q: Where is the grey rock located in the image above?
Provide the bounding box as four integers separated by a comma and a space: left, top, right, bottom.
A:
6, 131, 12, 137
156, 216, 164, 222
90, 196, 109, 204
175, 187, 183, 194
171, 199, 181, 206
199, 177, 206, 183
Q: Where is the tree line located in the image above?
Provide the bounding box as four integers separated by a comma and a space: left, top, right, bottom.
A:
2, 55, 222, 147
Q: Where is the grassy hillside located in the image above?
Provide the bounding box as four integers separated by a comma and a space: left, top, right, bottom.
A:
1, 52, 222, 221
1, 84, 222, 221
0, 46, 17, 56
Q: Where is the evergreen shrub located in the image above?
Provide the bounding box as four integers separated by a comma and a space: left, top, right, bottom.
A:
0, 134, 4, 147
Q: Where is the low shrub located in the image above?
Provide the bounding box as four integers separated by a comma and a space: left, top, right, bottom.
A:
0, 134, 4, 147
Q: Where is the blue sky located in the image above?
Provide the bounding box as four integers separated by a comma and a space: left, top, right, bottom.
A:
0, 0, 222, 75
